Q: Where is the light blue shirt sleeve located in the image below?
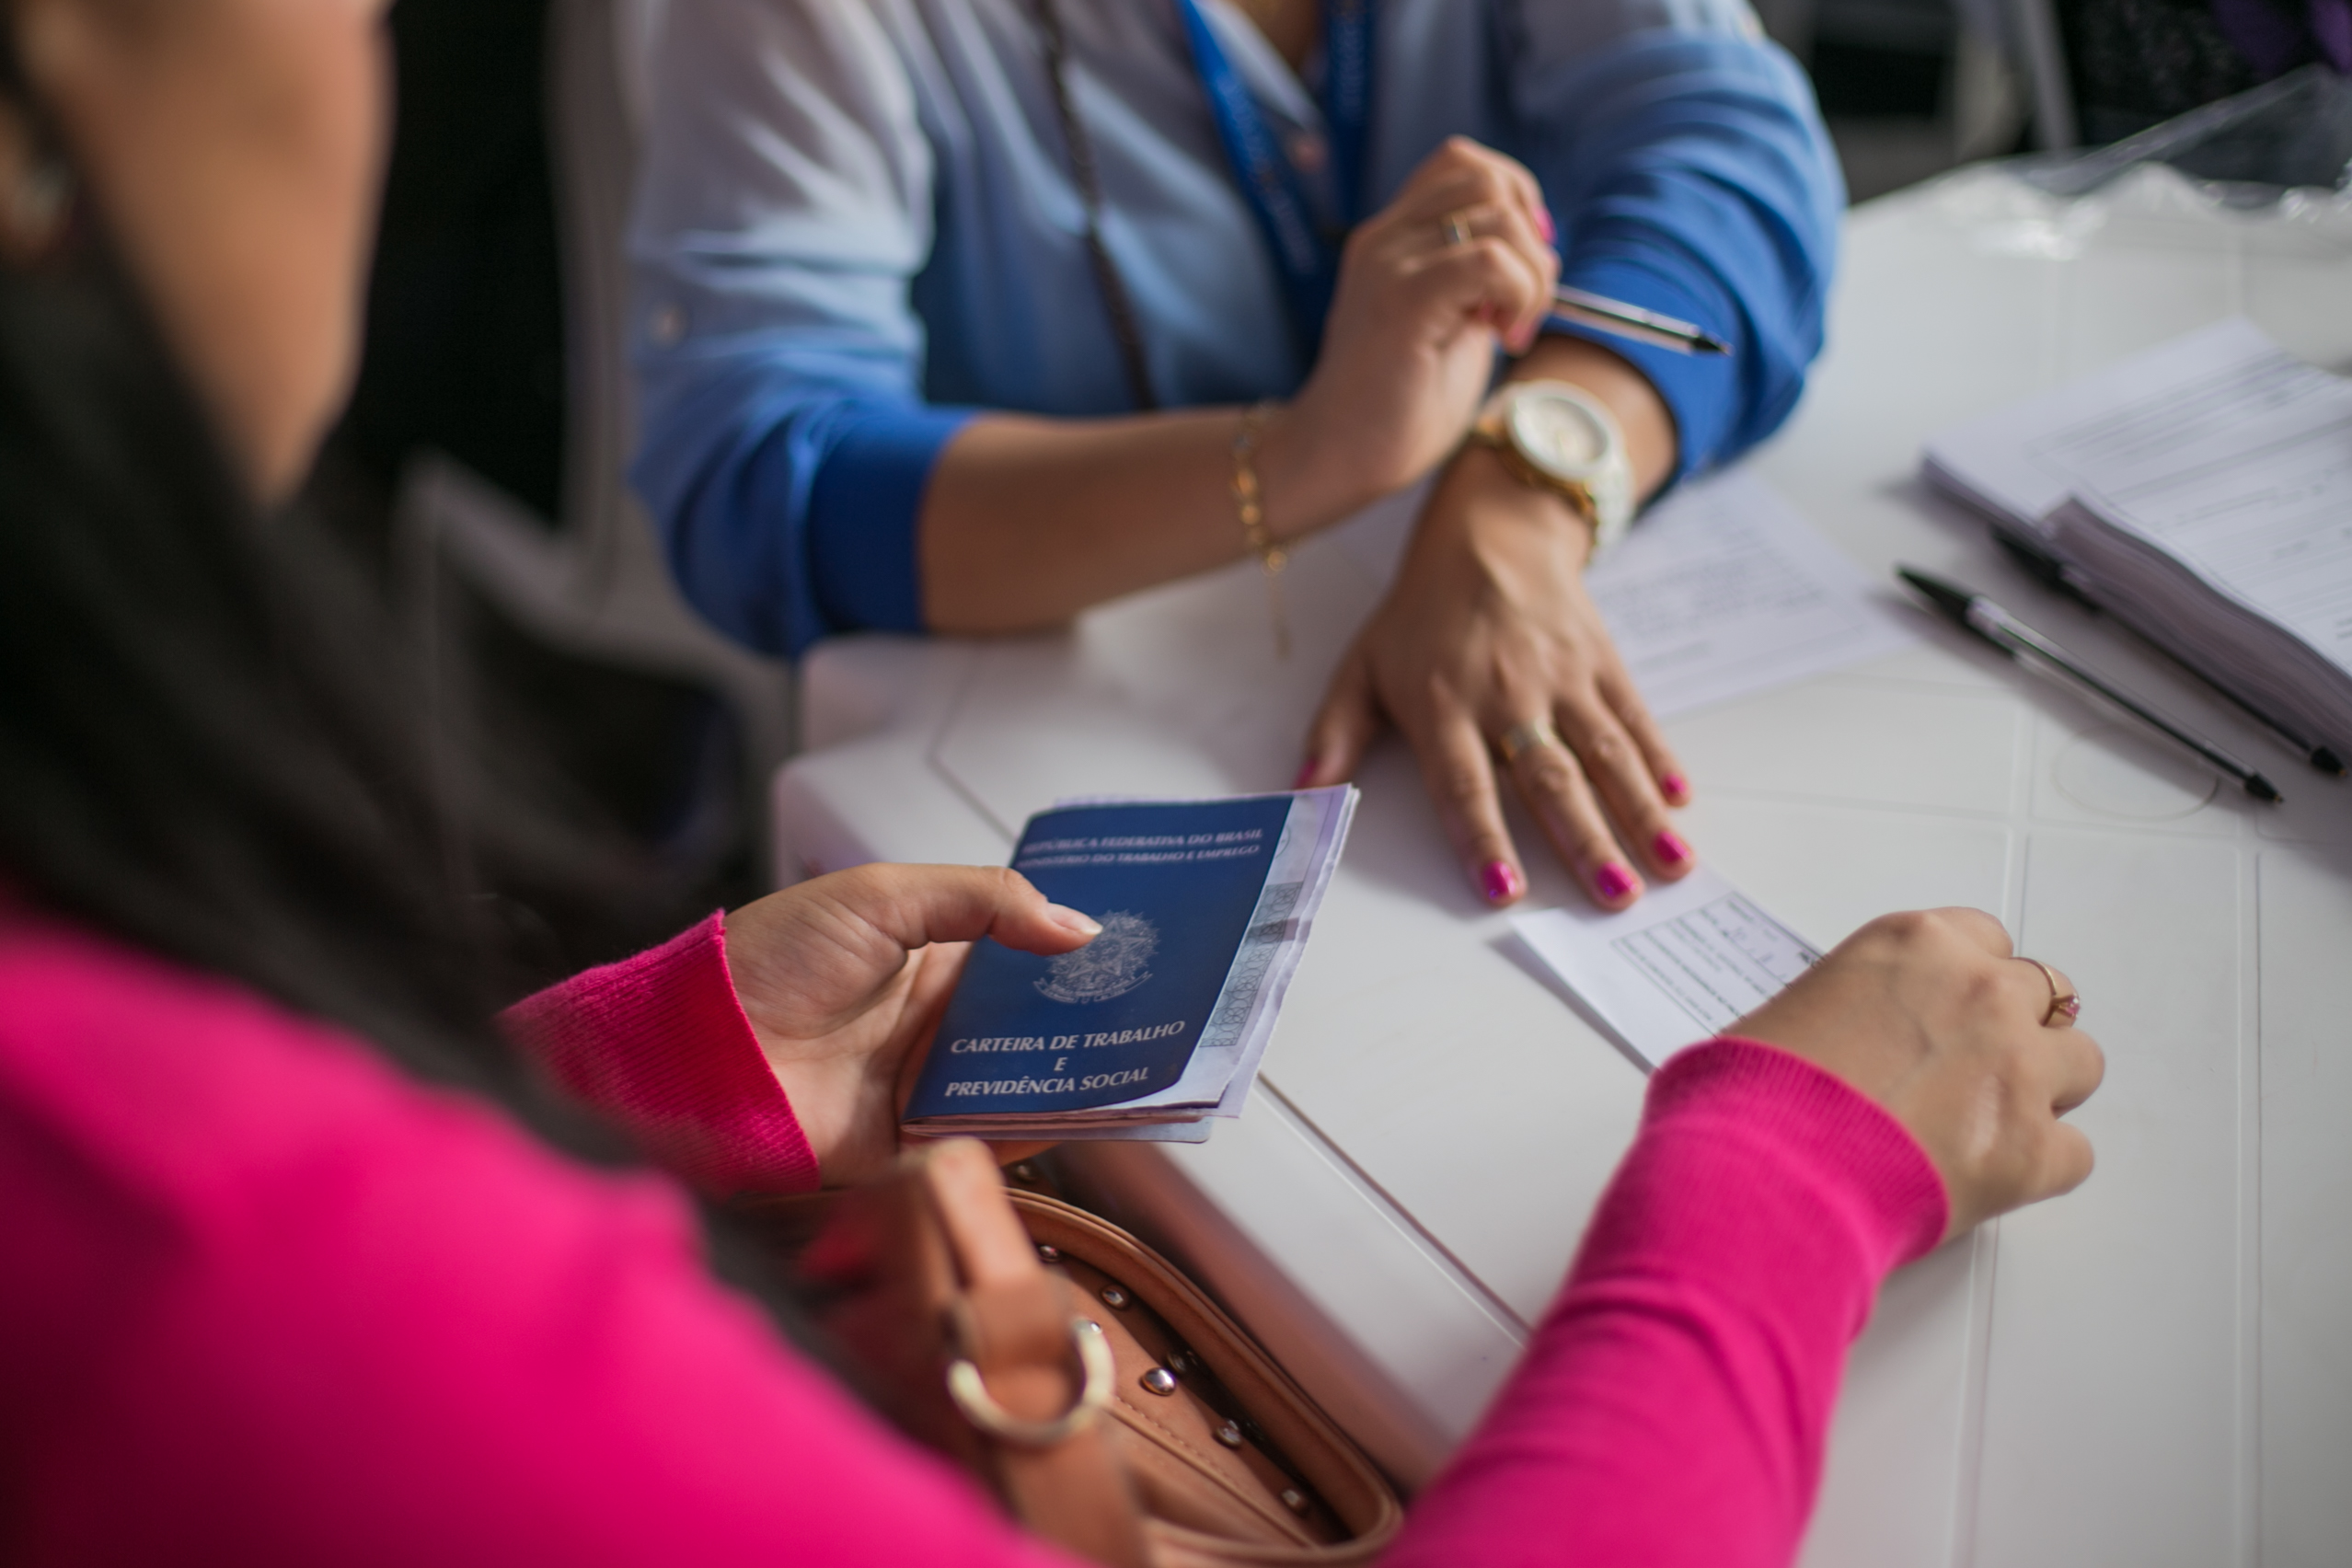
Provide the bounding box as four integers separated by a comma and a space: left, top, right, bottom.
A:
628, 0, 969, 656
628, 0, 1839, 657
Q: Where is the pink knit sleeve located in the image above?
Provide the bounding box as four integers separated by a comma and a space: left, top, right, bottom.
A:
501, 914, 819, 1197
1384, 1038, 1948, 1568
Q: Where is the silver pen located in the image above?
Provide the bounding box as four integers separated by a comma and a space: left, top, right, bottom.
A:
1549, 286, 1733, 356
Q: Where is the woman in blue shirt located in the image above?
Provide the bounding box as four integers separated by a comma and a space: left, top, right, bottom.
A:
629, 0, 1840, 910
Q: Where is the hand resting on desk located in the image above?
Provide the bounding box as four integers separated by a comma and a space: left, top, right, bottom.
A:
1732, 907, 2106, 1239
1298, 345, 1690, 918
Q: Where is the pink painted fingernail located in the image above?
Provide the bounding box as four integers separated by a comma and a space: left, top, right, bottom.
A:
1653, 829, 1692, 866
1595, 862, 1637, 901
1481, 860, 1524, 904
1661, 772, 1689, 800
1292, 761, 1318, 790
1536, 206, 1557, 245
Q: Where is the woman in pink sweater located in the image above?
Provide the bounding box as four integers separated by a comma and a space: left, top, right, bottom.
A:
0, 2, 2105, 1564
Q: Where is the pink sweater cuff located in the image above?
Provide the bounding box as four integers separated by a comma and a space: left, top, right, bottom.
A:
501, 914, 820, 1197
1643, 1037, 1950, 1275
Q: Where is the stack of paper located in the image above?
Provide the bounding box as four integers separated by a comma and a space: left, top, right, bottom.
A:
1924, 318, 2352, 754
901, 788, 1355, 1143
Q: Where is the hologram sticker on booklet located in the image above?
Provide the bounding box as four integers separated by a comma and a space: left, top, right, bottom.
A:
1512, 866, 1822, 1070
902, 787, 1355, 1138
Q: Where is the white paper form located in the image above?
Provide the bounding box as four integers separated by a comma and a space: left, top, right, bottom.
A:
1512, 867, 1824, 1070
1921, 317, 2313, 533
1585, 471, 1918, 718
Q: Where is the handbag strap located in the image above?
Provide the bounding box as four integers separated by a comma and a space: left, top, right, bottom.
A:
805, 1143, 1149, 1566
923, 1147, 1150, 1566
953, 1274, 1150, 1566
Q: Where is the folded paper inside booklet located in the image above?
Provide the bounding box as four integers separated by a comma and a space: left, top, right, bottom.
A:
1512, 867, 1823, 1071
902, 787, 1356, 1142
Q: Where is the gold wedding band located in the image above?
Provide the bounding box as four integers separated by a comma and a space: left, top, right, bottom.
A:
2016, 956, 2082, 1028
1496, 719, 1563, 765
1440, 208, 1474, 248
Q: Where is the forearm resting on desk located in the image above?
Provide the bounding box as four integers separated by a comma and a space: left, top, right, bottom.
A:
917, 335, 1675, 637
918, 404, 1369, 634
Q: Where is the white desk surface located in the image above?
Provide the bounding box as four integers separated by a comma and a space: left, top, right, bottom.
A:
772, 164, 2352, 1568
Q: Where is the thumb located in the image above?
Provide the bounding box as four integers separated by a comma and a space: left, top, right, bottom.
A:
1297, 647, 1384, 788
826, 863, 1101, 958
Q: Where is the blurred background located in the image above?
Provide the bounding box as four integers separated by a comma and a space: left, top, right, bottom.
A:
314, 0, 2325, 975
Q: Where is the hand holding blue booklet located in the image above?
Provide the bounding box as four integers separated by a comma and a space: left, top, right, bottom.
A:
901, 787, 1357, 1143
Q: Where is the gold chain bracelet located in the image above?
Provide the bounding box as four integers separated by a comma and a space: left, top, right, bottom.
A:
1231, 400, 1290, 658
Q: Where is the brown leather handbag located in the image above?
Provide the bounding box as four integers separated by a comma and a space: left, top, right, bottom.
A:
735, 1140, 1402, 1567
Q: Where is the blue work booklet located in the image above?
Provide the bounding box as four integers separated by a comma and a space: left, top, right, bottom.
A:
901, 787, 1357, 1143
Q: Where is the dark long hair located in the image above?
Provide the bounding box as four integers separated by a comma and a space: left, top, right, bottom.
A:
0, 56, 819, 1343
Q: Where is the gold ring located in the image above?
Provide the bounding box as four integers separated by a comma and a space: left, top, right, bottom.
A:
1496, 719, 1563, 765
1440, 209, 1474, 248
2015, 956, 2081, 1028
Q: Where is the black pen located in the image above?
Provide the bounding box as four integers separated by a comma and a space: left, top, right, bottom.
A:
1987, 525, 2346, 777
1897, 566, 2285, 804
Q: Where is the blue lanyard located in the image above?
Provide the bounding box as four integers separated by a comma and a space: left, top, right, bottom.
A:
1173, 0, 1374, 352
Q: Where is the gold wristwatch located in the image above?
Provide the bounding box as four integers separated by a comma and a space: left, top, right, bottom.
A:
1468, 380, 1634, 559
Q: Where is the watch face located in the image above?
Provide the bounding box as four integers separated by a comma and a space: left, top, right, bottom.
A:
1506, 392, 1609, 480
